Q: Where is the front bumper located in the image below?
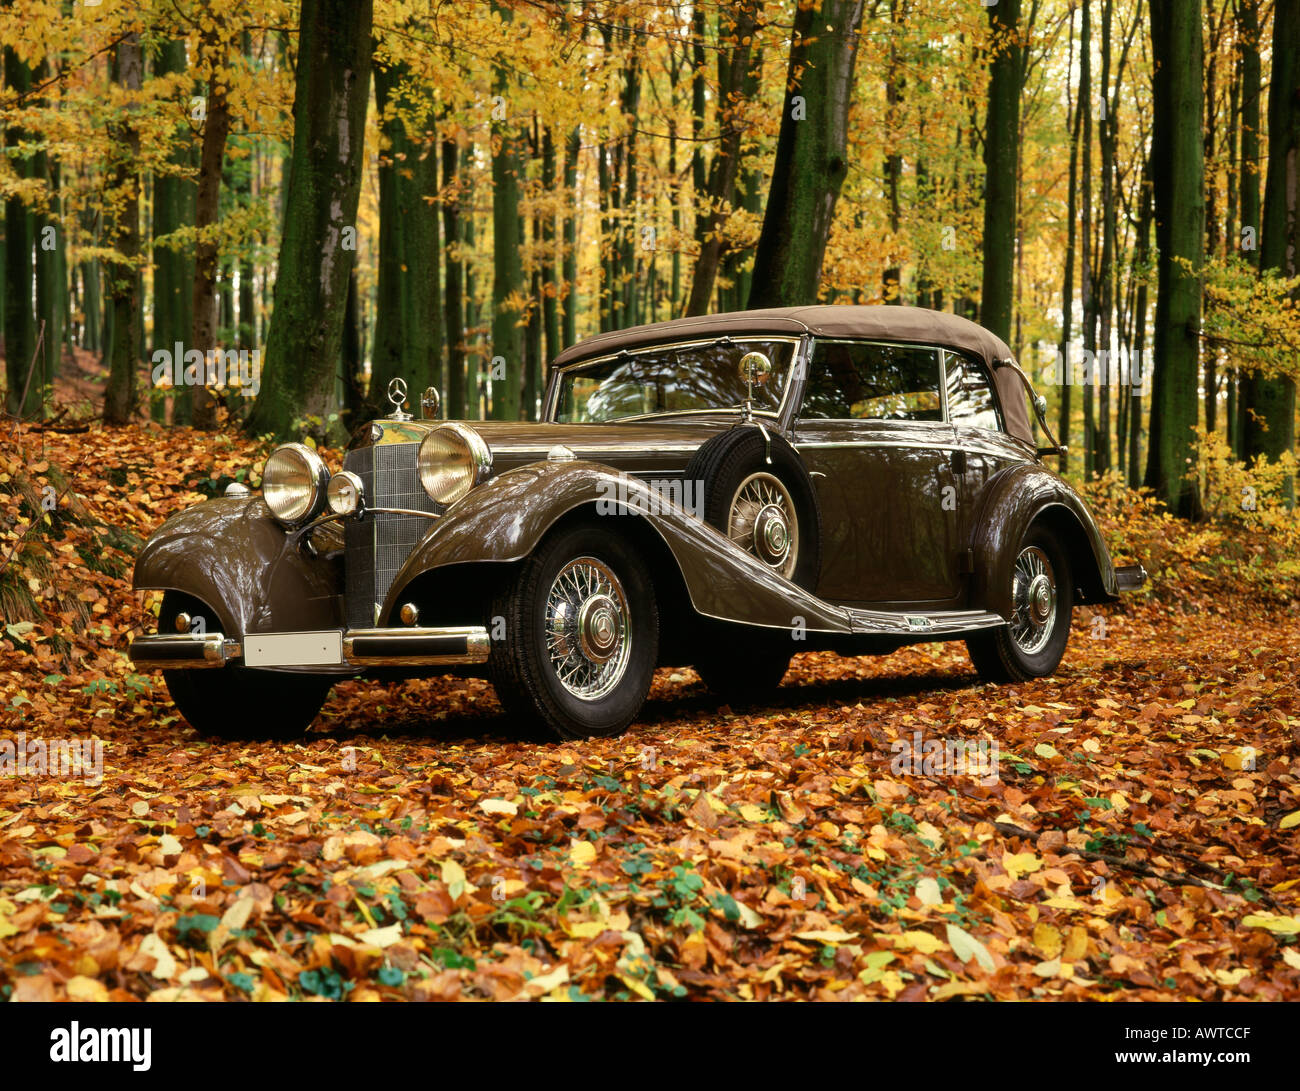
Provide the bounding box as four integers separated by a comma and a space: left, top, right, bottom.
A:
128, 626, 491, 671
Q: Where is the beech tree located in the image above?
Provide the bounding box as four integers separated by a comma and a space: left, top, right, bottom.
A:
247, 0, 373, 440
1143, 0, 1203, 518
748, 0, 865, 309
978, 0, 1022, 345
1240, 0, 1298, 470
103, 33, 143, 427
372, 53, 442, 402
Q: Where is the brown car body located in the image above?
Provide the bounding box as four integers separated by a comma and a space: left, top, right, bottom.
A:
130, 305, 1144, 737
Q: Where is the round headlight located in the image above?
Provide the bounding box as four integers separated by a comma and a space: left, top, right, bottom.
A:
327, 470, 364, 516
418, 423, 491, 505
262, 442, 330, 525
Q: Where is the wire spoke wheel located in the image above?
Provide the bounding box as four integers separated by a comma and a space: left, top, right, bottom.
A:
1009, 545, 1056, 655
544, 556, 633, 701
727, 471, 799, 579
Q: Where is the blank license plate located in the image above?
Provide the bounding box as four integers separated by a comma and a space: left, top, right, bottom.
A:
244, 631, 342, 667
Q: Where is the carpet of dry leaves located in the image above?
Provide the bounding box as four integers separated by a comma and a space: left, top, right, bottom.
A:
1, 420, 1298, 1002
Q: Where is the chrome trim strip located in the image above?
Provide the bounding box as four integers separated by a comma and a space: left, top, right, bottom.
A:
490, 444, 704, 457
794, 438, 961, 453
583, 408, 782, 425
363, 506, 443, 520
794, 437, 1020, 461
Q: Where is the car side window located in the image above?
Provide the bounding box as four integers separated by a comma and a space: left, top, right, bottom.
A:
944, 351, 1001, 431
800, 339, 943, 422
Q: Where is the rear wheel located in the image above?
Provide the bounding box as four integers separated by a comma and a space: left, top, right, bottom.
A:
693, 628, 792, 705
158, 593, 332, 739
489, 523, 659, 739
966, 524, 1073, 682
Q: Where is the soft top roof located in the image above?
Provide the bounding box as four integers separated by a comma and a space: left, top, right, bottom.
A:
552, 304, 1034, 445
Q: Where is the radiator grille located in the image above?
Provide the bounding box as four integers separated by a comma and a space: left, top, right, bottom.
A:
343, 444, 438, 629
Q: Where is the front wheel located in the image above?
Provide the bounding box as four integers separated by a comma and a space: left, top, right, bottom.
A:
966, 524, 1073, 682
159, 590, 332, 738
164, 667, 333, 740
489, 523, 659, 739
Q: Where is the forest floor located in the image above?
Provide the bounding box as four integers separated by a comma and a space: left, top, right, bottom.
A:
1, 414, 1298, 1001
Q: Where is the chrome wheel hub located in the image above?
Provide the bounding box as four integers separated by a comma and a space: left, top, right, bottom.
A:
1010, 545, 1056, 655
545, 557, 632, 700
577, 594, 621, 663
753, 504, 790, 565
728, 472, 799, 579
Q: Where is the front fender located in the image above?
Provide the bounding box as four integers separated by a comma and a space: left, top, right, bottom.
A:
383, 461, 851, 634
133, 496, 342, 636
971, 463, 1117, 619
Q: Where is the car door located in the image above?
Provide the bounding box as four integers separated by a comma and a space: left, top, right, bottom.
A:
943, 349, 1032, 572
791, 338, 963, 607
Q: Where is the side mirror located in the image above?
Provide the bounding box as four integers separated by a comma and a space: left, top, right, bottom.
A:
739, 351, 772, 387
421, 386, 441, 420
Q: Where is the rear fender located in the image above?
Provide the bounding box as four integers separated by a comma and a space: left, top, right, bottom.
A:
970, 463, 1117, 619
132, 496, 341, 636
383, 461, 850, 634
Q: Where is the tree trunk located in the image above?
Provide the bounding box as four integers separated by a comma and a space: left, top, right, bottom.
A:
1143, 0, 1203, 518
1080, 0, 1095, 477
1237, 0, 1261, 264
1129, 159, 1153, 488
152, 38, 197, 424
190, 22, 232, 431
1058, 5, 1081, 474
979, 0, 1022, 344
34, 88, 65, 392
104, 34, 144, 426
489, 5, 524, 421
3, 26, 38, 418
372, 57, 442, 401
247, 0, 373, 440
442, 136, 465, 420
1097, 0, 1116, 474
684, 2, 759, 316
748, 0, 866, 309
562, 127, 579, 346
340, 266, 363, 425
1241, 0, 1299, 474
882, 1, 903, 303
541, 128, 560, 370
1203, 5, 1223, 439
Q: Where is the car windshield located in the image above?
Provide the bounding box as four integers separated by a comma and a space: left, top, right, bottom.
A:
553, 338, 796, 423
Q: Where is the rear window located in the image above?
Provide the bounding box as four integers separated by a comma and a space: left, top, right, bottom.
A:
944, 351, 1002, 431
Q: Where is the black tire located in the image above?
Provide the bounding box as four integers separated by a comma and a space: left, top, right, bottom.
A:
164, 668, 333, 740
158, 593, 332, 739
488, 523, 659, 740
682, 426, 822, 591
693, 627, 792, 705
966, 523, 1073, 682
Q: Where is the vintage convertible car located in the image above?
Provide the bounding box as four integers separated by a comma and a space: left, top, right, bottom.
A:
129, 305, 1145, 739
